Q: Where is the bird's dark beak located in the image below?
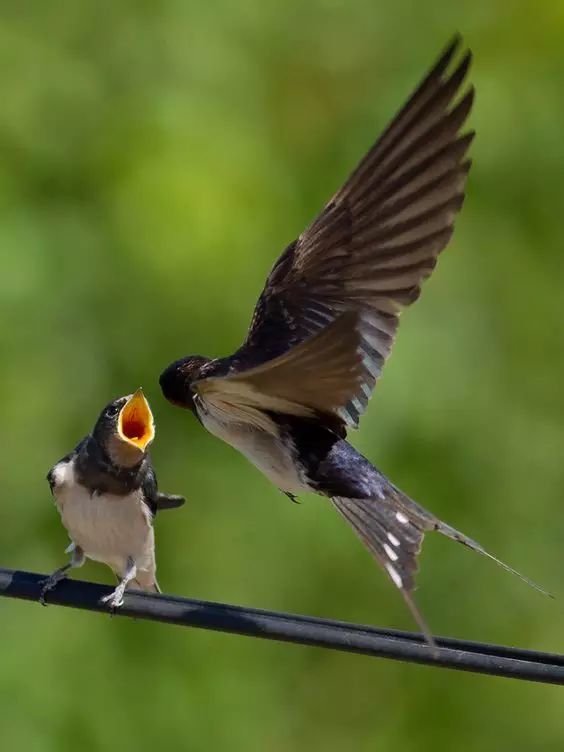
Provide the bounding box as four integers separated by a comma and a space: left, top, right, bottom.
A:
118, 388, 155, 452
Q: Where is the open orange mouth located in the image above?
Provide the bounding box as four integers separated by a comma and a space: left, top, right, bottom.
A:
118, 388, 155, 451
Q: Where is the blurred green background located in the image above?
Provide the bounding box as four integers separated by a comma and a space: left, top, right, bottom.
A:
1, 1, 564, 749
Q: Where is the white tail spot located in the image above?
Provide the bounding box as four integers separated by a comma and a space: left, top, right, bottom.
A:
387, 532, 400, 547
396, 511, 409, 525
385, 562, 403, 589
384, 543, 399, 562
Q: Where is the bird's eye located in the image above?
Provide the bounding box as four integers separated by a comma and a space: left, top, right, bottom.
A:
106, 404, 120, 417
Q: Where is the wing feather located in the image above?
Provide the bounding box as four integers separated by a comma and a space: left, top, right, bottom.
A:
234, 37, 474, 430
196, 312, 376, 432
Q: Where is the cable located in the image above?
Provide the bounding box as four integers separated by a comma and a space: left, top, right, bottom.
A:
1, 567, 562, 685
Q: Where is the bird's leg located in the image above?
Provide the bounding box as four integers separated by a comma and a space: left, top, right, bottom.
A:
100, 557, 137, 609
39, 543, 85, 605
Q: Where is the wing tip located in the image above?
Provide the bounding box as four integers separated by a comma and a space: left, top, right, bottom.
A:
435, 33, 472, 77
436, 34, 462, 73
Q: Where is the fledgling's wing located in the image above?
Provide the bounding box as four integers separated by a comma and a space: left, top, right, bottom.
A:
47, 440, 86, 494
154, 492, 186, 511
142, 467, 186, 517
195, 312, 374, 435
235, 37, 473, 429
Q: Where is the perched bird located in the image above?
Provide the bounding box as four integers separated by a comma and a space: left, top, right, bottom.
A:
159, 39, 547, 644
42, 389, 185, 607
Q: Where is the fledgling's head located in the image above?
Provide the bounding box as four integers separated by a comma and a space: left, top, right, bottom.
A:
159, 356, 211, 414
93, 388, 155, 467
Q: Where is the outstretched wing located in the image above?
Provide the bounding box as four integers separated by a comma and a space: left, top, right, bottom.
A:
235, 37, 474, 429
195, 312, 376, 435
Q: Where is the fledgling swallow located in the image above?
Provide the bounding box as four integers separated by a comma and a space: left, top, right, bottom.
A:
41, 389, 185, 607
159, 39, 549, 645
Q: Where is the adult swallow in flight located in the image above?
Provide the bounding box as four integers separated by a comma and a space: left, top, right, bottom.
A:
159, 39, 548, 644
42, 389, 185, 607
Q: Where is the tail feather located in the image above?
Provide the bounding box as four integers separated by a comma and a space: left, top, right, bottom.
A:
331, 480, 551, 649
435, 520, 552, 598
331, 495, 437, 651
387, 481, 551, 597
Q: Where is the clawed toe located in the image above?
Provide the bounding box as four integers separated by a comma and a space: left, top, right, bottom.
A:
100, 591, 125, 610
39, 585, 50, 607
39, 576, 63, 606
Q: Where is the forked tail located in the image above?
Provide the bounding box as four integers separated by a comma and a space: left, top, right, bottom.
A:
331, 481, 551, 651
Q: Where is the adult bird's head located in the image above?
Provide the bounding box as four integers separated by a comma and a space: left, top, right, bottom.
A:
93, 388, 155, 467
159, 356, 212, 414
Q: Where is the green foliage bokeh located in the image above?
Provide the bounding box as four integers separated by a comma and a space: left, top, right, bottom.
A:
1, 2, 564, 750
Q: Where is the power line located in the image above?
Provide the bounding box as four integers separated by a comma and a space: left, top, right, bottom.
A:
1, 567, 562, 685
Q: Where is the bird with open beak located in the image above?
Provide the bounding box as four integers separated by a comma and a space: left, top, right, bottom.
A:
42, 389, 185, 607
159, 38, 549, 647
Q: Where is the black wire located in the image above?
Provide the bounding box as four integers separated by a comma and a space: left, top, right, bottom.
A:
1, 567, 563, 685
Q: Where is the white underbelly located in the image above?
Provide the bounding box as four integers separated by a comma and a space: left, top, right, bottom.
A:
52, 462, 154, 573
198, 409, 306, 493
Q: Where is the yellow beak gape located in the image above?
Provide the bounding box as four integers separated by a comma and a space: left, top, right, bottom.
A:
118, 388, 155, 451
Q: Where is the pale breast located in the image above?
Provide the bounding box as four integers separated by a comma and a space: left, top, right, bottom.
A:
50, 459, 155, 573
197, 407, 307, 493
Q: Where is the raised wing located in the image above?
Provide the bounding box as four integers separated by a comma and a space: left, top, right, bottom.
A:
235, 37, 474, 429
195, 312, 376, 435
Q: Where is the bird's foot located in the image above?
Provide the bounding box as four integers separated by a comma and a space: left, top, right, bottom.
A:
101, 557, 136, 612
39, 568, 69, 606
100, 586, 126, 610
